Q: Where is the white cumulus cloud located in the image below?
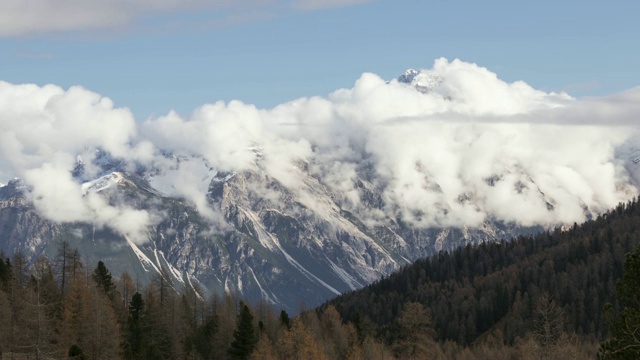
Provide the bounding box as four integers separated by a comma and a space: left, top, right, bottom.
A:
0, 58, 638, 242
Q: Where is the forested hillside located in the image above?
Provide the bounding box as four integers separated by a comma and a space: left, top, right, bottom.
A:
0, 240, 391, 359
325, 198, 640, 357
2, 199, 640, 359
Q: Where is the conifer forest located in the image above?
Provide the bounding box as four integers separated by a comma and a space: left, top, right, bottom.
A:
2, 198, 640, 359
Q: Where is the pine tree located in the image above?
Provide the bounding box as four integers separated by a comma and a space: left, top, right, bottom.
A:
68, 344, 86, 360
279, 309, 291, 331
228, 302, 258, 360
599, 244, 640, 359
92, 261, 114, 295
125, 292, 145, 360
0, 257, 11, 291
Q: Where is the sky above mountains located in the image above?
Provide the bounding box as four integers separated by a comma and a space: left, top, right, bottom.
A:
1, 0, 639, 119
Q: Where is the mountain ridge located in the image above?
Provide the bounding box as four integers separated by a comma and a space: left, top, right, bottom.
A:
0, 149, 540, 312
0, 63, 639, 312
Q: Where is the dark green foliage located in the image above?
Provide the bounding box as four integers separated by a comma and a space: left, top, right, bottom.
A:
193, 315, 219, 359
352, 310, 376, 343
599, 243, 640, 359
92, 260, 114, 295
279, 309, 291, 330
68, 344, 86, 360
228, 301, 258, 360
0, 256, 11, 291
125, 292, 145, 360
327, 197, 640, 346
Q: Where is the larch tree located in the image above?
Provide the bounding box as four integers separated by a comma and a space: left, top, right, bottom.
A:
392, 302, 442, 360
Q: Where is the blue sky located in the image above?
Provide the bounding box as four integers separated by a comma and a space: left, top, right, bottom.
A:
1, 0, 638, 120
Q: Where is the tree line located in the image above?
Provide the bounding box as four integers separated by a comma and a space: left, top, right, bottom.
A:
324, 197, 640, 359
0, 239, 393, 359
3, 198, 640, 359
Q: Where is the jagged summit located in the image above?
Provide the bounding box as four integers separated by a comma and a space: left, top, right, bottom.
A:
398, 68, 419, 84
397, 68, 443, 93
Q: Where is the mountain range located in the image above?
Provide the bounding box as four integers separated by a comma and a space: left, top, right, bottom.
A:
1, 66, 639, 312
0, 148, 537, 312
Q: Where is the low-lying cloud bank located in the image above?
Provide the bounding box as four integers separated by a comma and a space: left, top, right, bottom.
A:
1, 58, 639, 243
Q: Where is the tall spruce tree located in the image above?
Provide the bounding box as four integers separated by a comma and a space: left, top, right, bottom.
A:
92, 261, 114, 295
228, 302, 258, 360
125, 292, 145, 360
279, 309, 291, 330
599, 244, 640, 359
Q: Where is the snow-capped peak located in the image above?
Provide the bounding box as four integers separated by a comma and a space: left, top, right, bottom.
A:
398, 69, 419, 84
398, 68, 442, 94
81, 172, 124, 196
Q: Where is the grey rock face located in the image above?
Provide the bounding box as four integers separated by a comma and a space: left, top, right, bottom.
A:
0, 159, 531, 313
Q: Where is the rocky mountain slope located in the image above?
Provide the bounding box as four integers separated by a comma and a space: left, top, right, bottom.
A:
0, 149, 540, 312
1, 64, 639, 312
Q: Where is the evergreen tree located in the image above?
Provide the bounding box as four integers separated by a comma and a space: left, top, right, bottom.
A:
599, 244, 640, 359
0, 257, 11, 291
92, 260, 114, 295
279, 309, 291, 330
193, 315, 219, 359
125, 292, 145, 359
228, 302, 258, 360
68, 344, 86, 360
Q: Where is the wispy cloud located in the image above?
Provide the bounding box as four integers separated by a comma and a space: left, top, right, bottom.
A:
291, 0, 372, 11
0, 0, 372, 37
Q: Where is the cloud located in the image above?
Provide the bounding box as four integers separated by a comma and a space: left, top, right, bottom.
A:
0, 58, 639, 242
0, 0, 371, 37
0, 0, 273, 36
291, 0, 372, 11
0, 81, 153, 244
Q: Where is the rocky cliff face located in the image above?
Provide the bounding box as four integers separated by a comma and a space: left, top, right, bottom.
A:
0, 155, 537, 313
0, 179, 59, 258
